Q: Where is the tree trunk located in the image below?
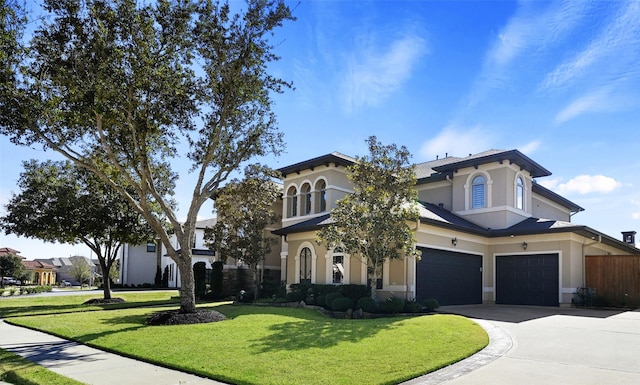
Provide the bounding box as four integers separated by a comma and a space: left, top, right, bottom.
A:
101, 264, 112, 300
252, 266, 259, 301
176, 256, 197, 313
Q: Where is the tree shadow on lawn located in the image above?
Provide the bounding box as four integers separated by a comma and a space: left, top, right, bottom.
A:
244, 309, 405, 353
0, 299, 179, 318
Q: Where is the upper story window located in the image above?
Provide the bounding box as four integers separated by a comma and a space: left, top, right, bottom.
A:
287, 186, 298, 217
146, 242, 156, 253
516, 176, 524, 210
471, 175, 486, 209
315, 179, 327, 212
301, 183, 312, 215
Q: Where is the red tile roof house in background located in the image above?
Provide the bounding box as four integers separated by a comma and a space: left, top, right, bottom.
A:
22, 260, 57, 286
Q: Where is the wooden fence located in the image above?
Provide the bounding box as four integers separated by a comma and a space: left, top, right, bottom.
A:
585, 255, 640, 307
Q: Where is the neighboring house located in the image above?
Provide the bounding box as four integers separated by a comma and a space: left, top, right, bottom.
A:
273, 149, 640, 307
119, 217, 283, 289
0, 247, 24, 259
22, 260, 57, 285
35, 256, 98, 285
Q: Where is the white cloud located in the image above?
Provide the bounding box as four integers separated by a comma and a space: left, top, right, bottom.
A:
342, 34, 428, 113
554, 87, 613, 124
540, 1, 640, 91
464, 1, 590, 108
518, 140, 541, 155
555, 175, 621, 195
632, 212, 640, 220
537, 178, 561, 190
419, 125, 493, 160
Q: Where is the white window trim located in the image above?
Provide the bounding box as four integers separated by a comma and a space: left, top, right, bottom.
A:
325, 247, 350, 284
464, 171, 493, 210
514, 173, 526, 211
294, 242, 317, 284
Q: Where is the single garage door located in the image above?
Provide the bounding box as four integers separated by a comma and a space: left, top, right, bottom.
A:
496, 253, 559, 306
416, 247, 482, 306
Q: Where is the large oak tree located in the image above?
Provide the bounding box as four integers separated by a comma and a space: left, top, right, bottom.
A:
317, 136, 421, 299
1, 160, 156, 299
0, 0, 294, 312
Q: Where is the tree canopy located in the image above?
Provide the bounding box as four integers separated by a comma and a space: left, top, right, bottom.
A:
317, 136, 421, 299
0, 253, 24, 288
0, 160, 156, 299
0, 0, 294, 312
206, 164, 281, 300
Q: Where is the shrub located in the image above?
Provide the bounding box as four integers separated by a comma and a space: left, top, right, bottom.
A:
285, 291, 304, 302
423, 298, 440, 312
315, 295, 326, 308
357, 296, 378, 313
338, 284, 370, 303
324, 292, 343, 309
331, 297, 354, 312
210, 261, 224, 298
379, 297, 404, 314
403, 299, 423, 313
193, 262, 207, 299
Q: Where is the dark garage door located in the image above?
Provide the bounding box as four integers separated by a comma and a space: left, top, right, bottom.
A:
496, 254, 559, 306
416, 247, 482, 306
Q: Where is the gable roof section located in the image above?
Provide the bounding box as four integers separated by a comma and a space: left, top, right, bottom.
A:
23, 260, 57, 270
278, 152, 356, 177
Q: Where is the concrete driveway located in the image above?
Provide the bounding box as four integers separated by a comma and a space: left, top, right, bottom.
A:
434, 305, 640, 385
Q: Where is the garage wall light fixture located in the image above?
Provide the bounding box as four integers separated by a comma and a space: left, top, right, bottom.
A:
451, 237, 458, 246
522, 241, 528, 250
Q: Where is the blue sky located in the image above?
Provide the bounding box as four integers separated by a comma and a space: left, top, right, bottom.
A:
1, 0, 639, 259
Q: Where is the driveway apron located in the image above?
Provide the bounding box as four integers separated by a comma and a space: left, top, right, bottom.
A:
435, 305, 640, 385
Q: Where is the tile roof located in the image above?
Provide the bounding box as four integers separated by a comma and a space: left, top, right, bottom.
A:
22, 260, 57, 270
0, 247, 23, 258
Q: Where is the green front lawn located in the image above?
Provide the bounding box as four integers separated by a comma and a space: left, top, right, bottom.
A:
8, 304, 488, 385
0, 348, 85, 385
0, 290, 180, 318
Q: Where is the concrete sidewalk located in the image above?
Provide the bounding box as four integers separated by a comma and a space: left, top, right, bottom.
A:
0, 320, 227, 385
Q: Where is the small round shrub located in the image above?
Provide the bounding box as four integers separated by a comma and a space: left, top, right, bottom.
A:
423, 298, 440, 311
379, 296, 404, 314
357, 297, 378, 313
316, 295, 326, 308
403, 300, 423, 313
324, 292, 343, 309
285, 291, 304, 303
331, 297, 354, 312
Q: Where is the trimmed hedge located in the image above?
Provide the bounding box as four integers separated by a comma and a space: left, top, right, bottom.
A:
324, 292, 343, 309
357, 297, 378, 313
331, 297, 354, 312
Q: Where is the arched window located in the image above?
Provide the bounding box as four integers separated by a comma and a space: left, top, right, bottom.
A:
315, 180, 327, 212
471, 175, 486, 209
301, 183, 312, 215
299, 247, 312, 284
516, 176, 524, 210
287, 186, 297, 217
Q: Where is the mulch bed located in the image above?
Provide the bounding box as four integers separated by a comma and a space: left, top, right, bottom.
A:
146, 309, 227, 326
83, 298, 126, 305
